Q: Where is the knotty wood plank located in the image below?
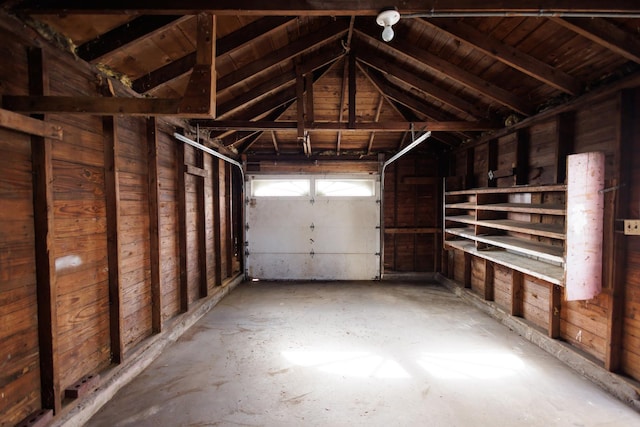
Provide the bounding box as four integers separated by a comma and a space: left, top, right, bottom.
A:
176, 138, 188, 312
28, 46, 60, 413
146, 117, 162, 333
484, 259, 495, 301
103, 116, 124, 363
511, 270, 524, 317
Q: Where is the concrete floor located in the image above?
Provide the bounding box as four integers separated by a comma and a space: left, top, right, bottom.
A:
89, 281, 639, 426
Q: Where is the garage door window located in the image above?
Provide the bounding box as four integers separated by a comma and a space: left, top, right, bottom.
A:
251, 179, 310, 197
315, 179, 376, 197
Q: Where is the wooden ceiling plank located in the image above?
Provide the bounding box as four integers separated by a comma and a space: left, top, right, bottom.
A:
551, 17, 640, 64
76, 15, 186, 62
355, 23, 535, 116
132, 16, 294, 93
217, 19, 349, 92
420, 18, 582, 95
18, 1, 640, 15
354, 40, 486, 119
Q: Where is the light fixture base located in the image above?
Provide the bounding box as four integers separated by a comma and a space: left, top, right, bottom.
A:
376, 9, 400, 27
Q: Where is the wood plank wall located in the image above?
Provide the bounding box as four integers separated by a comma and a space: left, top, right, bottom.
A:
384, 154, 440, 273
0, 15, 242, 426
447, 87, 640, 382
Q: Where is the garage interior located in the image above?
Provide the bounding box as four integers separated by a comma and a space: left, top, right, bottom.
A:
1, 1, 640, 425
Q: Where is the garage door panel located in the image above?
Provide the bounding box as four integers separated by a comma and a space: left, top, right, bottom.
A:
247, 253, 379, 280
312, 200, 379, 226
247, 226, 313, 253
248, 199, 314, 228
312, 226, 378, 253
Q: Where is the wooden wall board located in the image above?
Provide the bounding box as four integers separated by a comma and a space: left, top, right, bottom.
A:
521, 275, 550, 331
493, 264, 513, 311
470, 256, 486, 297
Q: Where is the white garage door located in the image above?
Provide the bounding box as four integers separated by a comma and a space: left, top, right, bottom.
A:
246, 175, 380, 280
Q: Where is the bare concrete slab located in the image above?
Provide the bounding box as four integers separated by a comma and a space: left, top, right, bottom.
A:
88, 281, 640, 426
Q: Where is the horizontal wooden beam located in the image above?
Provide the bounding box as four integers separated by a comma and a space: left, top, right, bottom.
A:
3, 96, 187, 116
385, 227, 440, 234
0, 107, 63, 139
17, 1, 640, 15
196, 120, 497, 132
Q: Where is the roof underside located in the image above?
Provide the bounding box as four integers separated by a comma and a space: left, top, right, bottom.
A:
5, 1, 640, 158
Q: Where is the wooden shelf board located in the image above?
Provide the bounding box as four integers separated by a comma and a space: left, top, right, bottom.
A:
445, 228, 564, 264
444, 214, 476, 225
445, 202, 477, 209
477, 203, 566, 215
477, 219, 565, 240
446, 184, 566, 196
444, 239, 564, 286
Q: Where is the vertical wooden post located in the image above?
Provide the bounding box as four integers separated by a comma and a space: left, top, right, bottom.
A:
296, 65, 305, 151
515, 129, 530, 185
463, 252, 472, 289
196, 150, 208, 298
212, 159, 223, 286
605, 89, 635, 371
487, 139, 498, 188
103, 116, 124, 363
548, 284, 562, 338
225, 163, 234, 278
146, 117, 162, 333
555, 112, 575, 184
348, 51, 356, 129
176, 139, 188, 311
510, 270, 524, 317
484, 260, 494, 301
28, 46, 61, 413
305, 72, 314, 124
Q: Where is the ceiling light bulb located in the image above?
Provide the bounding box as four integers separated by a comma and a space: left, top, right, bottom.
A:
376, 8, 401, 43
381, 25, 394, 42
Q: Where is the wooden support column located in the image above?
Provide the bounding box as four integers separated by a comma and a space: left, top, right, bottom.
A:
463, 252, 472, 289
196, 150, 208, 298
548, 284, 562, 338
28, 46, 61, 413
176, 139, 188, 311
178, 13, 216, 117
103, 116, 124, 363
348, 51, 356, 129
146, 117, 162, 333
296, 66, 306, 154
484, 260, 494, 301
555, 112, 575, 184
212, 159, 223, 286
605, 89, 635, 372
511, 270, 524, 317
515, 129, 530, 185
487, 139, 498, 187
225, 162, 234, 278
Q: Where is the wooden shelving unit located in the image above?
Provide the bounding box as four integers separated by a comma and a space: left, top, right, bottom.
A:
444, 184, 567, 285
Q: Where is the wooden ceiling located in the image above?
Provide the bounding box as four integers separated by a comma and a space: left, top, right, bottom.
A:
4, 1, 640, 158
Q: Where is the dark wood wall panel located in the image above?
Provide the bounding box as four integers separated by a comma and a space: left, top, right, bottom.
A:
622, 90, 640, 379
185, 146, 201, 304
573, 98, 617, 181
383, 154, 439, 273
218, 160, 229, 281
204, 155, 216, 291
117, 117, 152, 352
157, 130, 181, 321
521, 276, 549, 331
470, 257, 486, 296
48, 115, 108, 388
493, 264, 512, 310
527, 120, 557, 185
0, 131, 41, 426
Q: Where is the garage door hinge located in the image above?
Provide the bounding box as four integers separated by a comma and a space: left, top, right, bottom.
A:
375, 252, 381, 256
245, 224, 250, 231
376, 199, 380, 204
310, 250, 315, 258
245, 249, 250, 257
310, 198, 315, 204
375, 225, 380, 229
310, 222, 315, 231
